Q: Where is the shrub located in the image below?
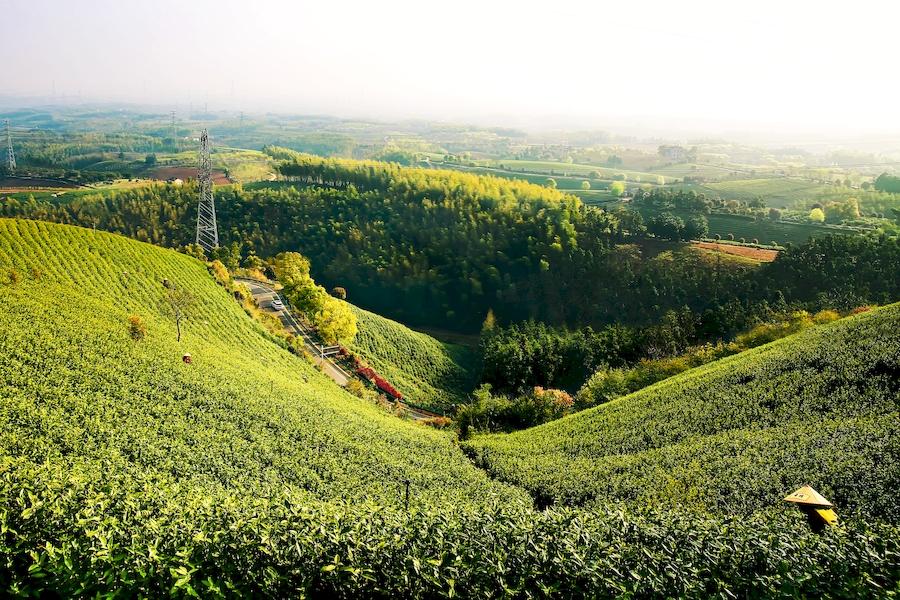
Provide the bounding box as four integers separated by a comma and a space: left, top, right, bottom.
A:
813, 309, 840, 324
422, 416, 453, 429
208, 259, 231, 286
7, 268, 21, 285
456, 385, 572, 435
127, 314, 147, 341
331, 286, 347, 300
345, 378, 369, 399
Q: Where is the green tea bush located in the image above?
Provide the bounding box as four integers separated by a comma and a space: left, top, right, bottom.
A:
467, 304, 900, 515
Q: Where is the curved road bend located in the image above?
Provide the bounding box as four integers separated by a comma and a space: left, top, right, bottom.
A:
235, 278, 440, 421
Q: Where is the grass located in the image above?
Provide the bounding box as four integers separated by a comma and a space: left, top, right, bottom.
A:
463, 304, 900, 517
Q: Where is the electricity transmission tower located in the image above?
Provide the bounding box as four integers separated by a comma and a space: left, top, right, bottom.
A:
195, 129, 218, 253
4, 120, 15, 173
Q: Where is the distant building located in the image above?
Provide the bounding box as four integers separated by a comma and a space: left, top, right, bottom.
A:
658, 145, 689, 162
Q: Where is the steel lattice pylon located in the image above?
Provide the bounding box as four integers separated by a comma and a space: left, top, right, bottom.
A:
4, 120, 15, 173
195, 129, 218, 253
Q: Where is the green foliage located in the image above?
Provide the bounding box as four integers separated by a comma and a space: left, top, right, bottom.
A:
314, 296, 357, 345
1, 222, 899, 597
456, 385, 573, 437
874, 172, 900, 193
647, 212, 685, 240
348, 306, 477, 412
2, 155, 897, 335
810, 207, 826, 222
609, 180, 626, 196
576, 310, 838, 410
272, 250, 357, 344
466, 304, 900, 516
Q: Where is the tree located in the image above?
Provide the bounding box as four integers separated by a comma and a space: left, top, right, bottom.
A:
224, 241, 242, 271
145, 153, 157, 166
271, 252, 312, 291
647, 213, 685, 240
162, 285, 194, 342
314, 296, 357, 345
809, 207, 826, 223
683, 215, 709, 240
606, 155, 623, 167
768, 208, 782, 221
609, 181, 626, 197
581, 180, 591, 190
482, 308, 497, 333
545, 178, 557, 189
874, 173, 900, 193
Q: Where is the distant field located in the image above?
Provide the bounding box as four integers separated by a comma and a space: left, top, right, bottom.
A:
149, 166, 230, 185
480, 159, 670, 183
692, 241, 778, 262
696, 178, 836, 207
0, 178, 156, 203
0, 176, 81, 189
702, 213, 861, 245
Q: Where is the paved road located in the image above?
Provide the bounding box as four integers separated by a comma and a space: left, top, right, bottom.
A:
237, 278, 350, 386
236, 277, 442, 422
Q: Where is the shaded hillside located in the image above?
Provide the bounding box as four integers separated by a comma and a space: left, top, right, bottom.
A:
465, 304, 900, 516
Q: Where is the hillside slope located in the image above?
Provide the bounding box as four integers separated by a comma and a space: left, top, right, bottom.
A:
1, 219, 898, 597
464, 305, 900, 516
348, 305, 477, 412
0, 219, 518, 506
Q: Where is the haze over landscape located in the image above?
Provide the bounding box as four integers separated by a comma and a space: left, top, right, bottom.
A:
1, 1, 899, 598
4, 0, 899, 136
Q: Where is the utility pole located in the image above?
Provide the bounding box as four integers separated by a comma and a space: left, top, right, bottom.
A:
195, 129, 218, 253
4, 120, 15, 173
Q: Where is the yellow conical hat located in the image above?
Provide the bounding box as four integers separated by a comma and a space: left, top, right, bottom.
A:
784, 485, 833, 508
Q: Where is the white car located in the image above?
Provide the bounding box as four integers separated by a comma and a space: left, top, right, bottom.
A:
271, 297, 284, 310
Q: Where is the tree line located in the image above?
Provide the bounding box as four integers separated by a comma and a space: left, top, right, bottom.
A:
2, 153, 898, 333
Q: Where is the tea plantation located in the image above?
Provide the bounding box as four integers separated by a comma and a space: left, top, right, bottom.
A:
464, 305, 900, 516
348, 305, 477, 412
1, 219, 898, 597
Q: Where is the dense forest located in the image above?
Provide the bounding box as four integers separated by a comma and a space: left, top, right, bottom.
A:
3, 153, 899, 332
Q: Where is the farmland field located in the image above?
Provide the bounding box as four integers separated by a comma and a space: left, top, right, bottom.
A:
479, 159, 670, 183
692, 240, 779, 262
149, 165, 231, 184
703, 212, 862, 245
697, 178, 837, 207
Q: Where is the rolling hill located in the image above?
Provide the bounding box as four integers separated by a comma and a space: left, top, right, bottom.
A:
1, 218, 898, 597
0, 218, 516, 504
347, 305, 477, 412
464, 304, 900, 516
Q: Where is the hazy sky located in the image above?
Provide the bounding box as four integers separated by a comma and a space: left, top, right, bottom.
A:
3, 0, 898, 133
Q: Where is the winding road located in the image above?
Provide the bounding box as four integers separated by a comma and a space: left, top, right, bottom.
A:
236, 277, 440, 421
